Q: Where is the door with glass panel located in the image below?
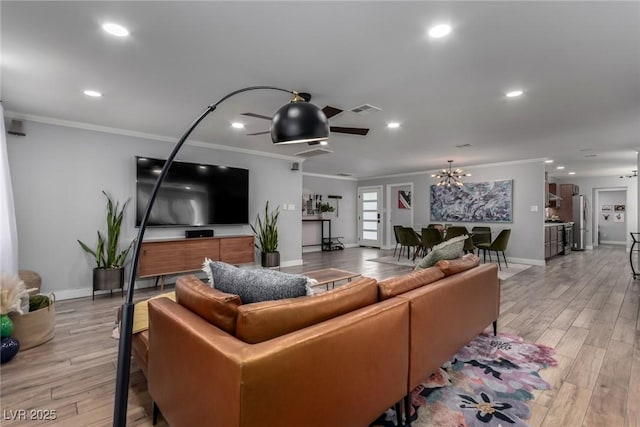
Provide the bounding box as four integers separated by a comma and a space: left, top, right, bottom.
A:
358, 186, 383, 247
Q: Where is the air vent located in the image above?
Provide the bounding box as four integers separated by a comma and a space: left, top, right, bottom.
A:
456, 143, 472, 148
584, 154, 597, 158
294, 147, 334, 157
348, 104, 382, 115
336, 173, 352, 177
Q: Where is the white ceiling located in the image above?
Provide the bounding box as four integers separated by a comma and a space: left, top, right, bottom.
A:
2, 1, 639, 179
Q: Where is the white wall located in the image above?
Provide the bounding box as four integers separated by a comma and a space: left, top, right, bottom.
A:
557, 175, 637, 250
301, 173, 357, 251
7, 120, 303, 299
597, 190, 627, 244
359, 160, 546, 264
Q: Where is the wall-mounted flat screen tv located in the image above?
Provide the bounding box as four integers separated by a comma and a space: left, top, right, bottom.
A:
135, 156, 249, 226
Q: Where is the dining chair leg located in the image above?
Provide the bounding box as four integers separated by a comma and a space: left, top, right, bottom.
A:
393, 243, 399, 257
502, 251, 508, 268
496, 251, 502, 270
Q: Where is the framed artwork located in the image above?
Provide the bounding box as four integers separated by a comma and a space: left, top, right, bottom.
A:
398, 190, 411, 209
601, 205, 612, 212
614, 205, 625, 212
614, 212, 625, 222
430, 180, 513, 223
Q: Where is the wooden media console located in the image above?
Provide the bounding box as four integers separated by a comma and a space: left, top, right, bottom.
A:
138, 235, 254, 290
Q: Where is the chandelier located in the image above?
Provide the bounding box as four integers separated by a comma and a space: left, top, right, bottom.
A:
432, 160, 471, 187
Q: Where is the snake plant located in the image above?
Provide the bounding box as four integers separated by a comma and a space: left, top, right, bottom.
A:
250, 201, 279, 253
78, 191, 135, 269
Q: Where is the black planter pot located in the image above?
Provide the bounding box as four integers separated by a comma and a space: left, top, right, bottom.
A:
261, 252, 280, 268
93, 267, 124, 300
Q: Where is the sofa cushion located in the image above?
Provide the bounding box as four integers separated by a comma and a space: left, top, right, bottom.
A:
378, 267, 445, 300
204, 260, 315, 304
415, 234, 467, 270
235, 277, 378, 344
436, 253, 480, 276
175, 275, 242, 335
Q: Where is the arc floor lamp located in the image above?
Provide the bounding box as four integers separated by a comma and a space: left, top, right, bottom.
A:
113, 86, 329, 426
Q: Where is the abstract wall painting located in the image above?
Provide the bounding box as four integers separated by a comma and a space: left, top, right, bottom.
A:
430, 180, 513, 223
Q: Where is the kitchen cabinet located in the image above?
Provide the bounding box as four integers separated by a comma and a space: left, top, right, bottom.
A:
544, 225, 564, 259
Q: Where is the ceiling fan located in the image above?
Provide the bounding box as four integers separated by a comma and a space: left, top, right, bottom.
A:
241, 93, 369, 144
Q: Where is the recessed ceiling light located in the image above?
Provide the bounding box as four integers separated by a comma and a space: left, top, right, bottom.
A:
505, 90, 524, 98
556, 166, 565, 170
387, 122, 400, 129
544, 160, 554, 164
568, 172, 576, 175
102, 22, 129, 37
231, 122, 244, 129
320, 140, 329, 146
83, 90, 102, 97
428, 24, 452, 39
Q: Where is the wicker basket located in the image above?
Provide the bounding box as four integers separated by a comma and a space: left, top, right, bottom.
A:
9, 293, 55, 350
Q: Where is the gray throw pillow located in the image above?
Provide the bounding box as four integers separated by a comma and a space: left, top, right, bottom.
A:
203, 260, 314, 304
416, 234, 467, 270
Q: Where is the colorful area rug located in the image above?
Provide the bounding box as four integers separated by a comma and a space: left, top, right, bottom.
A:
371, 332, 557, 427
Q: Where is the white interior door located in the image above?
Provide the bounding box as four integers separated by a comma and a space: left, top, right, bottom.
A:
358, 186, 382, 247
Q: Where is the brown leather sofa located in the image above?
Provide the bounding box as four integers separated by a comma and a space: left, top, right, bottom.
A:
142, 255, 499, 427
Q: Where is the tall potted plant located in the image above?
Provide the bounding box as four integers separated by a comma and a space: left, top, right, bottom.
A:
250, 201, 280, 267
78, 191, 135, 299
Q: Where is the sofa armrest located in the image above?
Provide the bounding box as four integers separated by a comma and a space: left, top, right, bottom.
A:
148, 297, 245, 427
148, 296, 409, 427
399, 263, 500, 389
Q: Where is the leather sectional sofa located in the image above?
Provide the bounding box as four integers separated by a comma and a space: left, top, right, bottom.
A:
141, 255, 499, 427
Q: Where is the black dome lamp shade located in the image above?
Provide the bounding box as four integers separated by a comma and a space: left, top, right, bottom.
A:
271, 92, 329, 144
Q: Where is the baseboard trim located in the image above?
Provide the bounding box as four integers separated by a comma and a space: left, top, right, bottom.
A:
507, 257, 545, 267
600, 240, 626, 245
281, 259, 304, 267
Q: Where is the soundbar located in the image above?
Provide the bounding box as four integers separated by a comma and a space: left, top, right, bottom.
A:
185, 229, 214, 238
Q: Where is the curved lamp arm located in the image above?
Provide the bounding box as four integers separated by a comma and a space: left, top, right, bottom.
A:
113, 86, 296, 427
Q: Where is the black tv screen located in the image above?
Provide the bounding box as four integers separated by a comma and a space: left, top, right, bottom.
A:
135, 156, 249, 226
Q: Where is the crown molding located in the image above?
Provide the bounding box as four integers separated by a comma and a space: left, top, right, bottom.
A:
359, 158, 546, 180
302, 172, 358, 181
4, 111, 304, 162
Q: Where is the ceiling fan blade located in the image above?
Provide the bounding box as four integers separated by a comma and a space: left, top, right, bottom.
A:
242, 112, 272, 121
322, 106, 343, 119
247, 130, 271, 136
330, 126, 369, 136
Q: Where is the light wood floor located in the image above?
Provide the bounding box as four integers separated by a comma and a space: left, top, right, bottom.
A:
0, 245, 638, 426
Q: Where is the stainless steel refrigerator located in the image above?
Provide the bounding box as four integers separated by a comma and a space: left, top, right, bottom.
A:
572, 194, 587, 250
